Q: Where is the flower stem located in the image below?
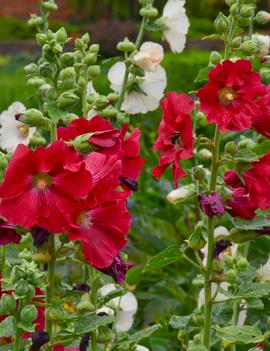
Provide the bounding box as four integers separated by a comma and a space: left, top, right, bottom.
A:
89, 266, 99, 351
203, 127, 221, 350
50, 122, 57, 143
13, 301, 23, 351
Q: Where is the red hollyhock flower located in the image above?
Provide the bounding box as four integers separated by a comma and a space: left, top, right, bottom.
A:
197, 59, 266, 132
57, 116, 121, 149
253, 87, 270, 138
224, 170, 257, 219
0, 219, 20, 245
0, 141, 93, 233
152, 92, 194, 187
68, 198, 131, 269
243, 152, 270, 211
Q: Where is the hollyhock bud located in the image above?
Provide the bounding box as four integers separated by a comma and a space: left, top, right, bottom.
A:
77, 294, 95, 312
57, 91, 79, 108
192, 166, 206, 181
167, 184, 196, 205
89, 44, 100, 53
240, 4, 255, 17
255, 11, 270, 25
73, 284, 90, 293
214, 12, 229, 33
31, 227, 50, 247
210, 51, 222, 65
230, 3, 239, 15
100, 107, 118, 119
18, 249, 32, 261
25, 63, 38, 75
36, 33, 47, 46
15, 280, 33, 298
225, 141, 238, 155
140, 6, 159, 18
227, 269, 237, 284
56, 27, 67, 43
87, 65, 101, 78
19, 109, 45, 128
85, 53, 97, 65
28, 14, 43, 27
117, 38, 136, 52
188, 223, 206, 250
95, 95, 109, 110
29, 135, 47, 147
72, 133, 95, 153
30, 330, 50, 350
240, 40, 260, 55
97, 326, 114, 343
198, 192, 225, 217
60, 52, 75, 67
0, 293, 16, 313
232, 36, 242, 48
108, 92, 119, 102
98, 255, 132, 285
42, 0, 58, 12
224, 255, 234, 268
52, 43, 63, 55
20, 305, 38, 323
198, 149, 213, 161
60, 67, 76, 80
237, 257, 248, 271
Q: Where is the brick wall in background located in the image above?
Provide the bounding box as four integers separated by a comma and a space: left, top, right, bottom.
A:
0, 0, 75, 21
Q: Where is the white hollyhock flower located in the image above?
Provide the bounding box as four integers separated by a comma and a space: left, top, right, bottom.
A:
133, 42, 164, 72
214, 226, 230, 240
99, 284, 138, 332
201, 235, 237, 266
257, 256, 270, 282
0, 102, 36, 152
108, 62, 167, 114
162, 0, 189, 53
167, 184, 195, 204
136, 346, 150, 351
252, 33, 270, 56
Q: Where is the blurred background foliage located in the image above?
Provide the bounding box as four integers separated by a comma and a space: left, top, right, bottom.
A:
0, 1, 270, 350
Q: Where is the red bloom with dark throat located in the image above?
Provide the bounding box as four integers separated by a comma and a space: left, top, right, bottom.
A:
152, 92, 194, 187
0, 141, 93, 233
197, 59, 266, 132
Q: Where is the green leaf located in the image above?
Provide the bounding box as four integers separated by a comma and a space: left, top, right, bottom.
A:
238, 283, 270, 299
0, 316, 15, 338
202, 33, 222, 40
232, 149, 259, 163
233, 216, 270, 231
194, 66, 210, 83
74, 314, 114, 335
52, 329, 78, 344
98, 288, 126, 308
125, 265, 143, 285
143, 244, 187, 273
47, 102, 66, 123
169, 315, 191, 329
253, 140, 270, 156
247, 298, 264, 310
228, 228, 257, 244
215, 324, 264, 347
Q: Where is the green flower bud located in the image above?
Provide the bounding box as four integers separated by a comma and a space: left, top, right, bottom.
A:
75, 38, 85, 51
60, 52, 75, 67
14, 280, 32, 298
167, 184, 196, 205
77, 293, 95, 312
24, 63, 38, 75
42, 44, 51, 54
28, 14, 43, 27
238, 16, 252, 27
108, 93, 119, 102
52, 43, 63, 55
240, 4, 255, 17
100, 107, 118, 119
1, 294, 16, 313
230, 3, 239, 16
214, 12, 229, 33
56, 27, 67, 43
18, 249, 32, 261
97, 326, 114, 343
192, 166, 206, 181
95, 95, 109, 110
19, 109, 45, 128
87, 65, 101, 78
224, 254, 234, 268
36, 33, 47, 46
73, 133, 95, 154
46, 29, 55, 41
27, 77, 45, 87
33, 251, 52, 264
240, 40, 259, 55
0, 155, 8, 172
117, 38, 136, 52
255, 11, 270, 25
42, 0, 58, 12
60, 67, 76, 80
238, 137, 256, 150
198, 148, 213, 161
140, 6, 159, 18
210, 51, 222, 65
192, 276, 204, 288
89, 44, 100, 53
57, 91, 79, 109
20, 305, 38, 323
227, 269, 237, 284
232, 36, 242, 48
82, 33, 90, 44
87, 94, 96, 104
74, 49, 84, 61
38, 61, 56, 78
188, 223, 206, 250
45, 307, 65, 321
62, 113, 78, 124
237, 257, 248, 271
85, 53, 97, 65
225, 141, 238, 155
29, 135, 47, 147
260, 67, 270, 83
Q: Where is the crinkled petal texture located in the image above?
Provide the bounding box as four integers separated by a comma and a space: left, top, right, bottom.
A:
243, 152, 270, 211
162, 0, 189, 53
108, 62, 167, 114
68, 199, 131, 268
197, 59, 266, 132
224, 170, 257, 219
0, 141, 93, 233
152, 92, 194, 187
252, 88, 270, 138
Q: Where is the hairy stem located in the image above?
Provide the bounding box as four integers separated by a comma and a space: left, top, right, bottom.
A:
203, 127, 221, 350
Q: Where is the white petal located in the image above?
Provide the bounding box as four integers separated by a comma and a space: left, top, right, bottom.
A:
163, 0, 185, 17
122, 92, 156, 114
257, 256, 270, 282
87, 81, 98, 97
133, 42, 164, 72
108, 62, 126, 92
115, 311, 135, 332
96, 306, 114, 316
136, 346, 150, 351
119, 291, 138, 313
100, 283, 116, 296
141, 66, 167, 100
163, 29, 187, 53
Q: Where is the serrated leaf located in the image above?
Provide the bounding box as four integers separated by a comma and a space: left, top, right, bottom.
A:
169, 315, 191, 329
0, 316, 15, 338
194, 66, 210, 83
143, 244, 187, 273
238, 283, 270, 299
228, 228, 257, 244
52, 329, 78, 344
215, 324, 263, 346
233, 216, 270, 231
233, 149, 259, 163
74, 314, 114, 335
47, 103, 65, 123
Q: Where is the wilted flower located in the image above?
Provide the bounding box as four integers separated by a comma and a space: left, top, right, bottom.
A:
98, 255, 132, 285
0, 102, 36, 152
73, 283, 91, 293
198, 192, 225, 217
0, 219, 20, 245
108, 62, 167, 114
162, 0, 189, 53
31, 227, 50, 247
99, 284, 138, 332
133, 41, 164, 72
30, 330, 50, 351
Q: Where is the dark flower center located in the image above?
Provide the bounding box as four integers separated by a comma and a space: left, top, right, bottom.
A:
171, 134, 182, 147
219, 87, 237, 105
32, 173, 52, 191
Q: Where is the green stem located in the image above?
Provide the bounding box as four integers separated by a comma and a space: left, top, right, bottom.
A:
50, 122, 57, 143
46, 234, 56, 350
89, 267, 99, 351
203, 127, 221, 350
13, 301, 23, 351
